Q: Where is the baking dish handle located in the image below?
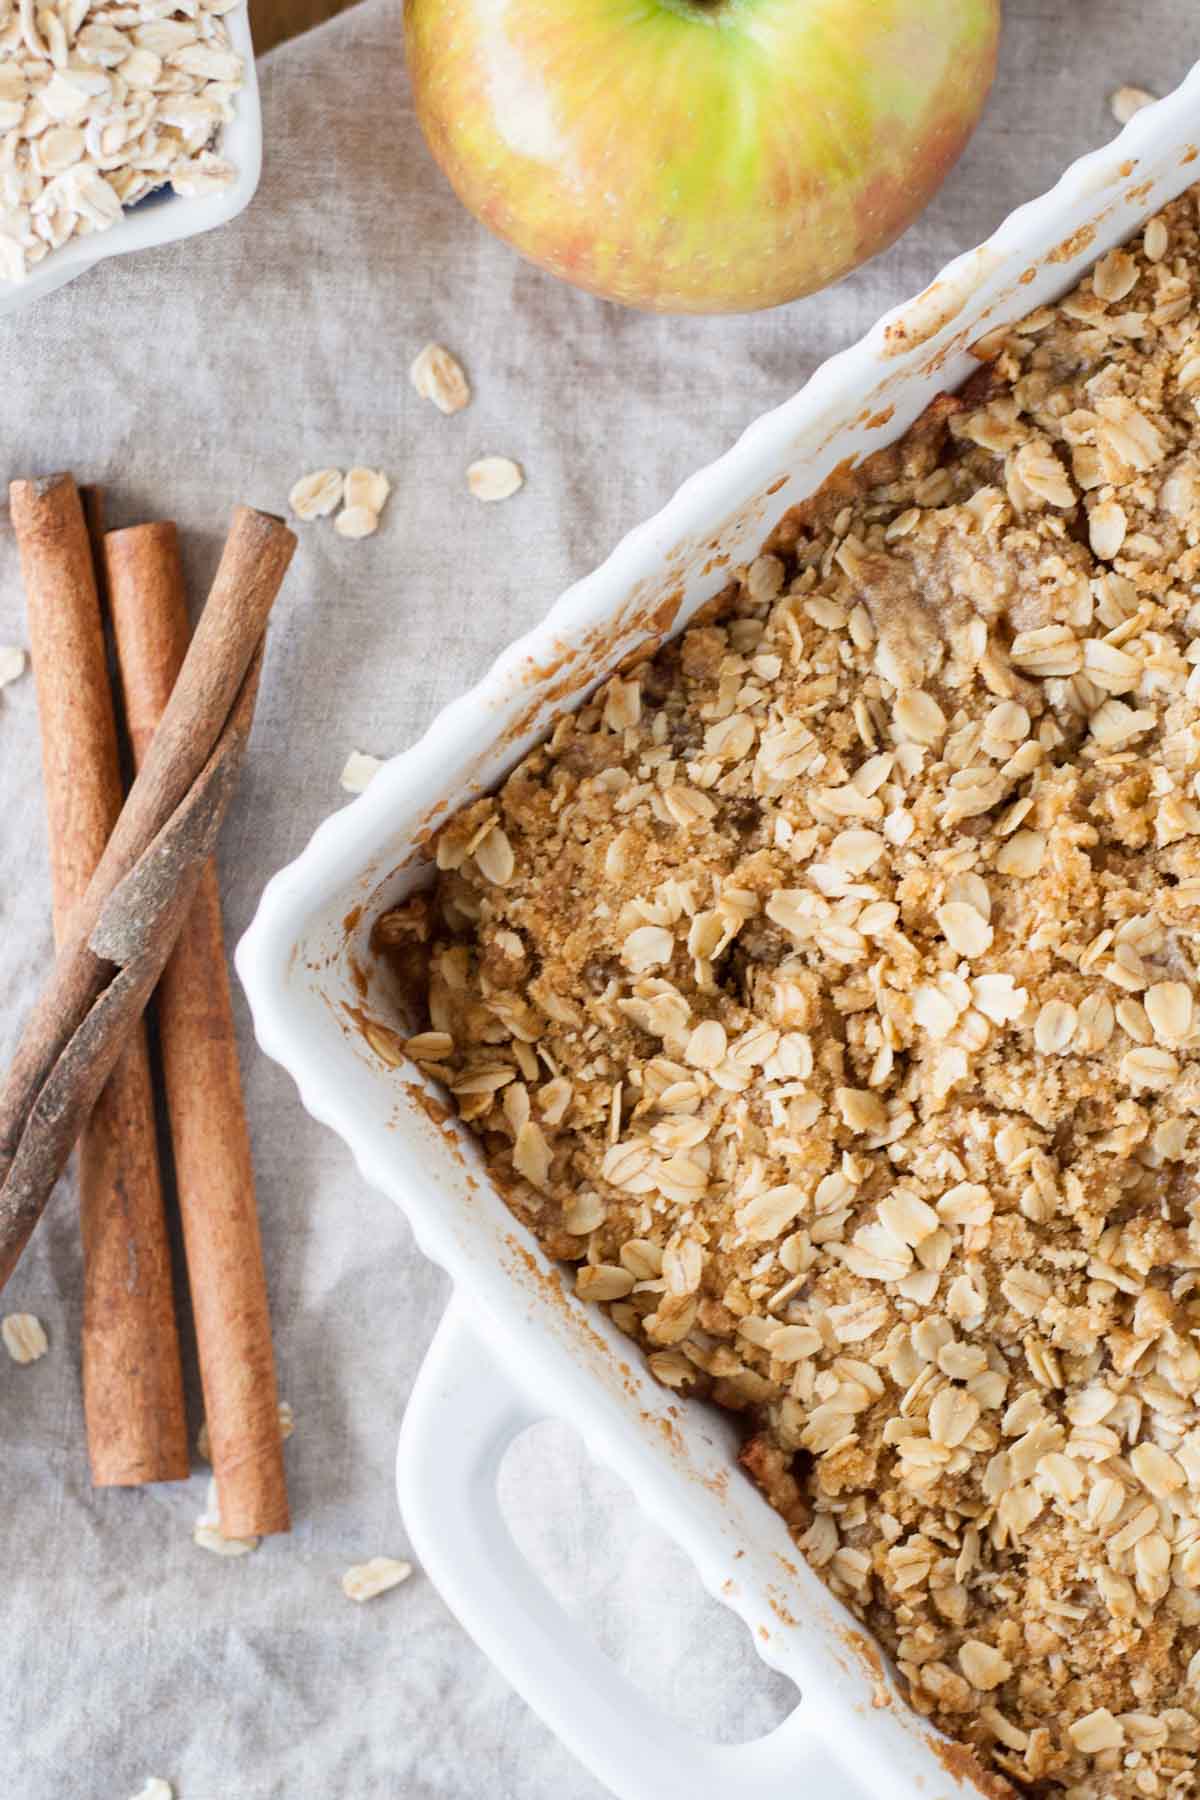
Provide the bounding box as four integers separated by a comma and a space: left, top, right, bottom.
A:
397, 1299, 860, 1800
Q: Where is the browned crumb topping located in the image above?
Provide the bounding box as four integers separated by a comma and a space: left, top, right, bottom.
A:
401, 188, 1200, 1798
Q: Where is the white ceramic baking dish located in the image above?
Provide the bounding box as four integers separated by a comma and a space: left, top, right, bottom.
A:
238, 65, 1200, 1800
0, 1, 260, 321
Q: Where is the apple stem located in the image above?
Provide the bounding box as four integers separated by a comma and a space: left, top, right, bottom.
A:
659, 0, 730, 23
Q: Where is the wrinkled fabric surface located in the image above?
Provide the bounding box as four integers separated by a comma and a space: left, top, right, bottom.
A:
0, 4, 1195, 1795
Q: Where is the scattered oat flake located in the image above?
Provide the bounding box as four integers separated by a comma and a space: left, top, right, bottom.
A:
410, 343, 471, 415
2, 1312, 47, 1363
344, 467, 390, 515
334, 504, 379, 541
341, 751, 383, 793
341, 1556, 413, 1602
129, 1782, 173, 1800
1111, 85, 1156, 125
467, 457, 524, 503
0, 646, 26, 688
193, 1478, 258, 1556
289, 468, 344, 520
193, 1523, 258, 1557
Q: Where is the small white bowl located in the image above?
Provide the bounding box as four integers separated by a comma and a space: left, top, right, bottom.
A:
0, 3, 261, 321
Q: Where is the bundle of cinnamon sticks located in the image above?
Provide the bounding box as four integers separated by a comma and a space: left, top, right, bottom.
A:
0, 475, 295, 1540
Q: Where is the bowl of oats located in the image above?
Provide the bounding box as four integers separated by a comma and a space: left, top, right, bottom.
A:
0, 0, 260, 317
241, 60, 1200, 1800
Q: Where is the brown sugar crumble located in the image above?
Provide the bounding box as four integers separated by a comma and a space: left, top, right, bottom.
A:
396, 187, 1200, 1798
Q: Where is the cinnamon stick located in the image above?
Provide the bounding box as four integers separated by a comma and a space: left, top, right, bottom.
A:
79, 484, 108, 597
106, 521, 289, 1538
0, 489, 295, 1288
2, 652, 265, 1262
17, 475, 188, 1485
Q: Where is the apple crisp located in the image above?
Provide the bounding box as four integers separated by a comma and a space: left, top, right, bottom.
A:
402, 187, 1200, 1797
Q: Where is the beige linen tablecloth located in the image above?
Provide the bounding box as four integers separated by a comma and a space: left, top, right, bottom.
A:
0, 5, 1196, 1794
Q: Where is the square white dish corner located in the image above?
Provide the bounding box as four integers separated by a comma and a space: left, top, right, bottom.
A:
238, 61, 1200, 1800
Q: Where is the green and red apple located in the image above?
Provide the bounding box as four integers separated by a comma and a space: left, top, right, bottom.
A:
404, 0, 1001, 315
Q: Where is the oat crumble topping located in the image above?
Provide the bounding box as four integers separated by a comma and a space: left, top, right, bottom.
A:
399, 188, 1200, 1797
